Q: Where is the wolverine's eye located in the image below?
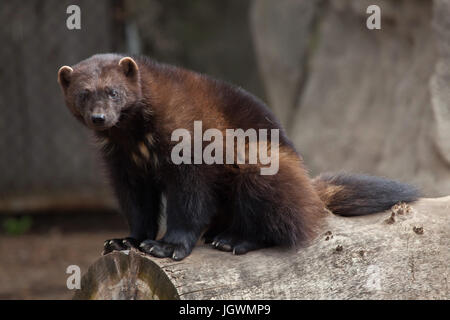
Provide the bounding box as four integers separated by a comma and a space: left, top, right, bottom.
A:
107, 89, 119, 99
77, 90, 90, 105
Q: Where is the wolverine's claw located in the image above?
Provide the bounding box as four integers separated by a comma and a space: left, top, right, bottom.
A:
103, 237, 140, 255
140, 239, 191, 261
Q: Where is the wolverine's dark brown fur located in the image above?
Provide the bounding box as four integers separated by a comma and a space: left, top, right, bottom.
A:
58, 54, 419, 260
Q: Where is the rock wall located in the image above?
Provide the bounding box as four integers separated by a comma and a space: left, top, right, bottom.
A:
251, 0, 450, 196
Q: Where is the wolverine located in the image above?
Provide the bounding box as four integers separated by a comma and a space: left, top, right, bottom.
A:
57, 54, 419, 261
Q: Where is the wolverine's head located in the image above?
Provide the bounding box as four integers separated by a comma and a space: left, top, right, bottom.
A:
57, 54, 142, 131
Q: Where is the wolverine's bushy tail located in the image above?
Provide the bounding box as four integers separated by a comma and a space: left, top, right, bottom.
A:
312, 172, 420, 216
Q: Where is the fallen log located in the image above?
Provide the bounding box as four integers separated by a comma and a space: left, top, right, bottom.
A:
74, 197, 449, 300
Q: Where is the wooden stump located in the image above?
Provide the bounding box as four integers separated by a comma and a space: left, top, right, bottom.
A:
74, 197, 449, 300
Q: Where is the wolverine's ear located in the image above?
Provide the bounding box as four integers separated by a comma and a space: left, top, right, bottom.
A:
57, 66, 73, 90
119, 57, 139, 79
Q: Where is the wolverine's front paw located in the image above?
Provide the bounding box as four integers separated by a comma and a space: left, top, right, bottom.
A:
139, 239, 191, 261
102, 237, 140, 255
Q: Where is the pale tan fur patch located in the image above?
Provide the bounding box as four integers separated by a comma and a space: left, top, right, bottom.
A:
131, 152, 142, 166
138, 142, 150, 160
321, 185, 345, 203
152, 153, 159, 168
95, 137, 110, 148
312, 181, 346, 206
146, 133, 155, 146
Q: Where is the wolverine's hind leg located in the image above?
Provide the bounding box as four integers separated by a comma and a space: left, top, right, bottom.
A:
212, 161, 324, 255
211, 174, 283, 255
210, 193, 277, 255
202, 202, 233, 244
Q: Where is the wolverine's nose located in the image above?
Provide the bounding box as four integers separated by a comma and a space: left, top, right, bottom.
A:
91, 114, 106, 125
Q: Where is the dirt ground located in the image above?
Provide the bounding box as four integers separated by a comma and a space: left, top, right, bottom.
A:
0, 211, 127, 300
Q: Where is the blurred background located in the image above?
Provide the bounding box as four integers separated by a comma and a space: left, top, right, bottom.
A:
0, 0, 449, 299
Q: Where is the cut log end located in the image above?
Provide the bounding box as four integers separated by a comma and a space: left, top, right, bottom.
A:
73, 250, 179, 300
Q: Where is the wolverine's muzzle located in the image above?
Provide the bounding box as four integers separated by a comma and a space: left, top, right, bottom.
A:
91, 114, 106, 125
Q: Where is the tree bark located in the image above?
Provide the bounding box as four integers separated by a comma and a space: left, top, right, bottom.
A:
73, 197, 449, 300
